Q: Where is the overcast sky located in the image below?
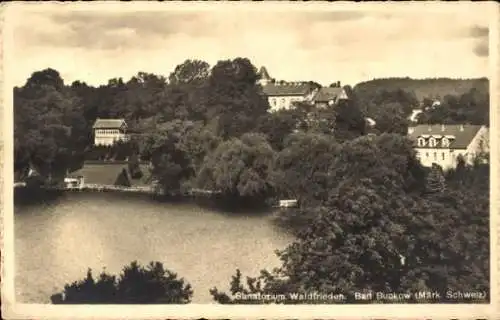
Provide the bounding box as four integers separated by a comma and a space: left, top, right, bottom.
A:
7, 2, 493, 88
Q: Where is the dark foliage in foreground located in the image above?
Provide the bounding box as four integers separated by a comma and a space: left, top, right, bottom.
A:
51, 261, 193, 304
212, 134, 489, 304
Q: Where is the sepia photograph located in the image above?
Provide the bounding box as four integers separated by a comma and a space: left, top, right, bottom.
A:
1, 1, 498, 319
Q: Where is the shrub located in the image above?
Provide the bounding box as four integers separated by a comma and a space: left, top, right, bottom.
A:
51, 261, 193, 304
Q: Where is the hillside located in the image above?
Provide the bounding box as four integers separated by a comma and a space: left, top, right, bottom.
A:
353, 77, 489, 102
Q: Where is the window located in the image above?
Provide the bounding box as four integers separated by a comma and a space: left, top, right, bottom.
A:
429, 137, 437, 147
281, 98, 286, 105
442, 152, 445, 160
271, 98, 276, 106
425, 152, 429, 158
416, 151, 421, 160
442, 138, 449, 147
433, 152, 437, 161
417, 137, 425, 147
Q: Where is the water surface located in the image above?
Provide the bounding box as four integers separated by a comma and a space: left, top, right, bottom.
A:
15, 192, 293, 303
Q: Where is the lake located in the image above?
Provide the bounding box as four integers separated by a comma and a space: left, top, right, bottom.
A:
14, 191, 294, 303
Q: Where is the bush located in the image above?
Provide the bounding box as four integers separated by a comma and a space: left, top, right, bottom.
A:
114, 168, 131, 187
51, 261, 193, 304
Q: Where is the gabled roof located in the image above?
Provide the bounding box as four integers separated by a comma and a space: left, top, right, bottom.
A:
260, 82, 315, 96
70, 162, 151, 186
408, 124, 484, 149
257, 66, 271, 80
313, 87, 345, 103
93, 118, 127, 129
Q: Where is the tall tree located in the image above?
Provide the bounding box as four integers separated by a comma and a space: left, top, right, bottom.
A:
14, 69, 85, 181
205, 58, 269, 138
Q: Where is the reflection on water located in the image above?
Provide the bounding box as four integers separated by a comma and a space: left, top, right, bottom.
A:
15, 192, 293, 303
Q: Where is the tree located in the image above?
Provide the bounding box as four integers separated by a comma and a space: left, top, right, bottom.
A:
178, 122, 221, 176
333, 99, 366, 142
14, 69, 85, 182
23, 68, 65, 91
138, 120, 197, 194
425, 163, 446, 194
51, 261, 193, 304
418, 88, 489, 126
205, 58, 269, 138
372, 102, 410, 135
256, 108, 307, 151
115, 168, 131, 187
196, 133, 276, 203
272, 132, 338, 206
169, 59, 210, 86
128, 153, 143, 179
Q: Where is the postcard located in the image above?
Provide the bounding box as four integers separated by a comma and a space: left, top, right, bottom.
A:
1, 1, 498, 319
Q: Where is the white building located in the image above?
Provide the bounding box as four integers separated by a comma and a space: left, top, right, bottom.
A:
257, 66, 319, 112
408, 124, 489, 171
93, 118, 129, 146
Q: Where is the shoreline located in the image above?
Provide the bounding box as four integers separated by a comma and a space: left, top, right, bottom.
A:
13, 185, 277, 215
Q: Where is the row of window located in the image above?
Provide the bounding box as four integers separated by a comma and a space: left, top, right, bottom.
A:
416, 151, 473, 162
269, 97, 302, 107
416, 151, 448, 161
417, 137, 451, 148
96, 129, 123, 135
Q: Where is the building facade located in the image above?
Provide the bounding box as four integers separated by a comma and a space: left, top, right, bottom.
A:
93, 118, 129, 146
257, 66, 349, 112
408, 124, 489, 171
262, 82, 320, 112
257, 66, 319, 112
312, 85, 349, 108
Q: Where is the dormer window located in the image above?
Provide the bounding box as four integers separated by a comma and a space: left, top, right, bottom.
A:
442, 137, 450, 147
417, 137, 426, 147
429, 137, 437, 147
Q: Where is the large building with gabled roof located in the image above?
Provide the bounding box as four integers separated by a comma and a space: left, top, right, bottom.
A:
256, 66, 349, 112
407, 124, 489, 170
256, 66, 320, 112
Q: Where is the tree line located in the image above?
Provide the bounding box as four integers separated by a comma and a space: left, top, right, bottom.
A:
13, 57, 489, 304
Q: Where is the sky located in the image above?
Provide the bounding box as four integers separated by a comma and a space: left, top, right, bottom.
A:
7, 2, 493, 88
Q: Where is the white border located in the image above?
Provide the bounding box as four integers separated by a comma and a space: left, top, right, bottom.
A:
1, 2, 498, 319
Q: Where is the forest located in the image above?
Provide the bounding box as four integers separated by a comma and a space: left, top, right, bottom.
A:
13, 58, 490, 304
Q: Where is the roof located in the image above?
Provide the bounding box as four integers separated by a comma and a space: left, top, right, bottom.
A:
257, 66, 271, 80
408, 124, 484, 149
69, 162, 151, 186
260, 82, 315, 96
93, 118, 127, 129
313, 87, 345, 103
